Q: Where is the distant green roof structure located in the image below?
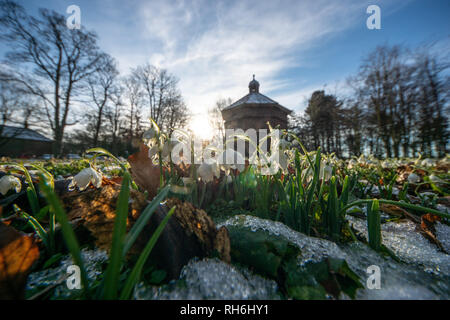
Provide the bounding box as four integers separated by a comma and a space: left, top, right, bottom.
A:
0, 125, 53, 142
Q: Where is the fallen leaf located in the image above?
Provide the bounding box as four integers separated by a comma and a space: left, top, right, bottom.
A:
0, 223, 40, 299
380, 203, 419, 222
102, 176, 122, 186
127, 143, 161, 199
419, 213, 445, 253
61, 184, 147, 252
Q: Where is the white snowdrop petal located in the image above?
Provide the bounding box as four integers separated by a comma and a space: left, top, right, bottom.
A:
92, 169, 103, 188
0, 175, 22, 195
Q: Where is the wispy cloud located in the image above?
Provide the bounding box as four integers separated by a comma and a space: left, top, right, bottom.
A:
33, 0, 412, 114
121, 0, 399, 114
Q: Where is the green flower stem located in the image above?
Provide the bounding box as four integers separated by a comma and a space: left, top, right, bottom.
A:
339, 199, 450, 220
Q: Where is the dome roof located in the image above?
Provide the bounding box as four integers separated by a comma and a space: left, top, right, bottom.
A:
248, 74, 260, 93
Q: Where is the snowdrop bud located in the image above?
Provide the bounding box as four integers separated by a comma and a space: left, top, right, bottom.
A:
320, 162, 333, 181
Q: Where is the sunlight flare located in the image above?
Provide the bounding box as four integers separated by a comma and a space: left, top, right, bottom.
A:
189, 113, 214, 140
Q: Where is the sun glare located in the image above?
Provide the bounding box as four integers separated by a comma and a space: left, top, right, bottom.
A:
189, 114, 214, 140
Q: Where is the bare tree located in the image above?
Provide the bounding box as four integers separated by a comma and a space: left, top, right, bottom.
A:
0, 0, 106, 156
209, 97, 231, 140
86, 54, 118, 147
132, 63, 188, 132
106, 84, 125, 155
414, 49, 449, 157
162, 90, 188, 133
123, 75, 143, 146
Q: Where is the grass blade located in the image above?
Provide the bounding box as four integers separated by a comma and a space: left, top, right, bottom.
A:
328, 176, 340, 241
39, 178, 90, 297
103, 172, 131, 299
13, 204, 48, 248
367, 199, 381, 251
123, 184, 170, 255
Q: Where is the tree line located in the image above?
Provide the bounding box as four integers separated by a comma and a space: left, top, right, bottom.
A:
0, 0, 188, 157
0, 1, 448, 159
290, 44, 449, 158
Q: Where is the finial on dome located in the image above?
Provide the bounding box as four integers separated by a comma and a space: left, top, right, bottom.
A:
249, 75, 260, 93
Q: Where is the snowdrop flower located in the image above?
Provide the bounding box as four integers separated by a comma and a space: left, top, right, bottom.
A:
162, 139, 180, 159
421, 158, 434, 167
278, 139, 290, 149
197, 162, 220, 183
149, 137, 181, 164
278, 151, 289, 173
265, 150, 289, 174
220, 149, 245, 173
407, 173, 421, 184
0, 175, 22, 195
347, 159, 357, 169
143, 127, 157, 145
320, 162, 333, 181
68, 167, 103, 191
148, 144, 160, 159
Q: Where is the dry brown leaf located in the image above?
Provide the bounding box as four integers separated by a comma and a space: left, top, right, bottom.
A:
0, 223, 40, 299
61, 184, 147, 252
127, 143, 161, 199
102, 176, 122, 186
419, 213, 445, 253
380, 203, 419, 222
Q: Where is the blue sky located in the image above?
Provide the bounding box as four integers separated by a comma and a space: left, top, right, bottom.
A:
3, 0, 450, 115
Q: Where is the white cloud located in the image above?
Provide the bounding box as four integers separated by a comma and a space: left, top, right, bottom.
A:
85, 0, 409, 115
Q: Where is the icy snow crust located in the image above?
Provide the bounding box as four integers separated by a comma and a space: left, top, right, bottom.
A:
134, 258, 280, 300
26, 215, 449, 299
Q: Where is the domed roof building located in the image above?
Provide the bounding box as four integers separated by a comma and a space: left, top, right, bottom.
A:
221, 75, 292, 131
